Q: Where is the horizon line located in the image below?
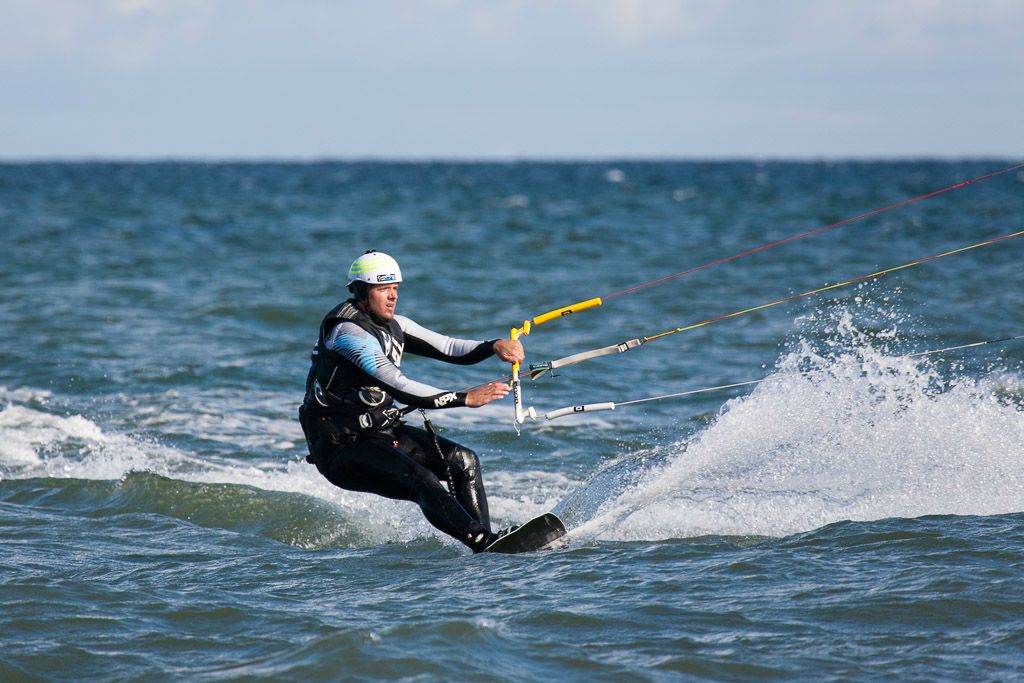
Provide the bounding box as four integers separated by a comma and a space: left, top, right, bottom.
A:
1, 154, 1020, 165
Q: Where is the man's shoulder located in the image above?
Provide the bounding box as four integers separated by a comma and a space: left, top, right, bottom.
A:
393, 314, 437, 339
327, 319, 371, 341
325, 299, 360, 321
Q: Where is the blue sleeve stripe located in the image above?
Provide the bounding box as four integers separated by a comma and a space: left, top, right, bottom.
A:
332, 333, 387, 375
328, 322, 450, 400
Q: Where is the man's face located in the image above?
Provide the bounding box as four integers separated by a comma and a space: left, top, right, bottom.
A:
366, 283, 399, 321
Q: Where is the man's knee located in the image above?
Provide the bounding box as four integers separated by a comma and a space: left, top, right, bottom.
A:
448, 445, 481, 477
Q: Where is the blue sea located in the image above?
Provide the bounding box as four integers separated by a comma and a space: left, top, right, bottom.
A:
2, 160, 1023, 681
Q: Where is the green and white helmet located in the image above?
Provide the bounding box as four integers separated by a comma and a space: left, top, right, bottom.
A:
347, 251, 403, 286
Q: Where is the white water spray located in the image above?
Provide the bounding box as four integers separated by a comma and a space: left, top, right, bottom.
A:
567, 312, 1024, 541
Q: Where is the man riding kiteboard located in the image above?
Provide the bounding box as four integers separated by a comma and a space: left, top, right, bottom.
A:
298, 250, 524, 552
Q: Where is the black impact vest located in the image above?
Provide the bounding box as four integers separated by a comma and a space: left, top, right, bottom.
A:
303, 299, 405, 433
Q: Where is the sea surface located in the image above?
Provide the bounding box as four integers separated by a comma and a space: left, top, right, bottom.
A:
2, 160, 1023, 681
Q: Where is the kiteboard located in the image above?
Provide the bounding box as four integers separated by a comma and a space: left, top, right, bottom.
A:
483, 512, 568, 554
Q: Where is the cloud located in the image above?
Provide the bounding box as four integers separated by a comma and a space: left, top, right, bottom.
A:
0, 0, 214, 69
597, 0, 727, 42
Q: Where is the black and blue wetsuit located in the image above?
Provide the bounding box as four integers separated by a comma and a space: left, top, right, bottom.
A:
299, 298, 499, 551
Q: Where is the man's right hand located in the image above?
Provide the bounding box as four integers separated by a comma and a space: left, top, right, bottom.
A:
465, 380, 511, 408
492, 338, 525, 364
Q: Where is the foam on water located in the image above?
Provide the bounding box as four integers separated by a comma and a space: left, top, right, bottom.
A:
0, 397, 441, 546
0, 387, 566, 549
0, 403, 148, 476
566, 313, 1024, 541
132, 389, 302, 451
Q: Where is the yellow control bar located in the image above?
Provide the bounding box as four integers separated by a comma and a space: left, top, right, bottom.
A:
512, 297, 603, 338
510, 325, 527, 425
508, 297, 603, 427
531, 297, 603, 326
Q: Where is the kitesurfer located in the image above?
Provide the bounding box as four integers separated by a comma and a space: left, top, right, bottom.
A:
299, 250, 524, 552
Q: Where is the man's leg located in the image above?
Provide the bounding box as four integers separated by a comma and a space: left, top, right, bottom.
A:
396, 426, 491, 533
313, 430, 491, 550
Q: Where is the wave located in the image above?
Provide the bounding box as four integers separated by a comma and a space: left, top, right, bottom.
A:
6, 307, 1021, 550
0, 472, 371, 549
557, 312, 1024, 541
0, 392, 565, 549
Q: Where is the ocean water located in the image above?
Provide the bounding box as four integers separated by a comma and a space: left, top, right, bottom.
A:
1, 160, 1023, 681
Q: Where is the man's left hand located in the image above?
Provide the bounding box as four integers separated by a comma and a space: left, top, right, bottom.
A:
492, 339, 525, 364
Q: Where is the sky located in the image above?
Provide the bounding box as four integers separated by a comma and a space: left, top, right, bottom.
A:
1, 0, 1022, 160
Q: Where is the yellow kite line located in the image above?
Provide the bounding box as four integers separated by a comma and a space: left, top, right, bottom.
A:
526, 228, 1024, 379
